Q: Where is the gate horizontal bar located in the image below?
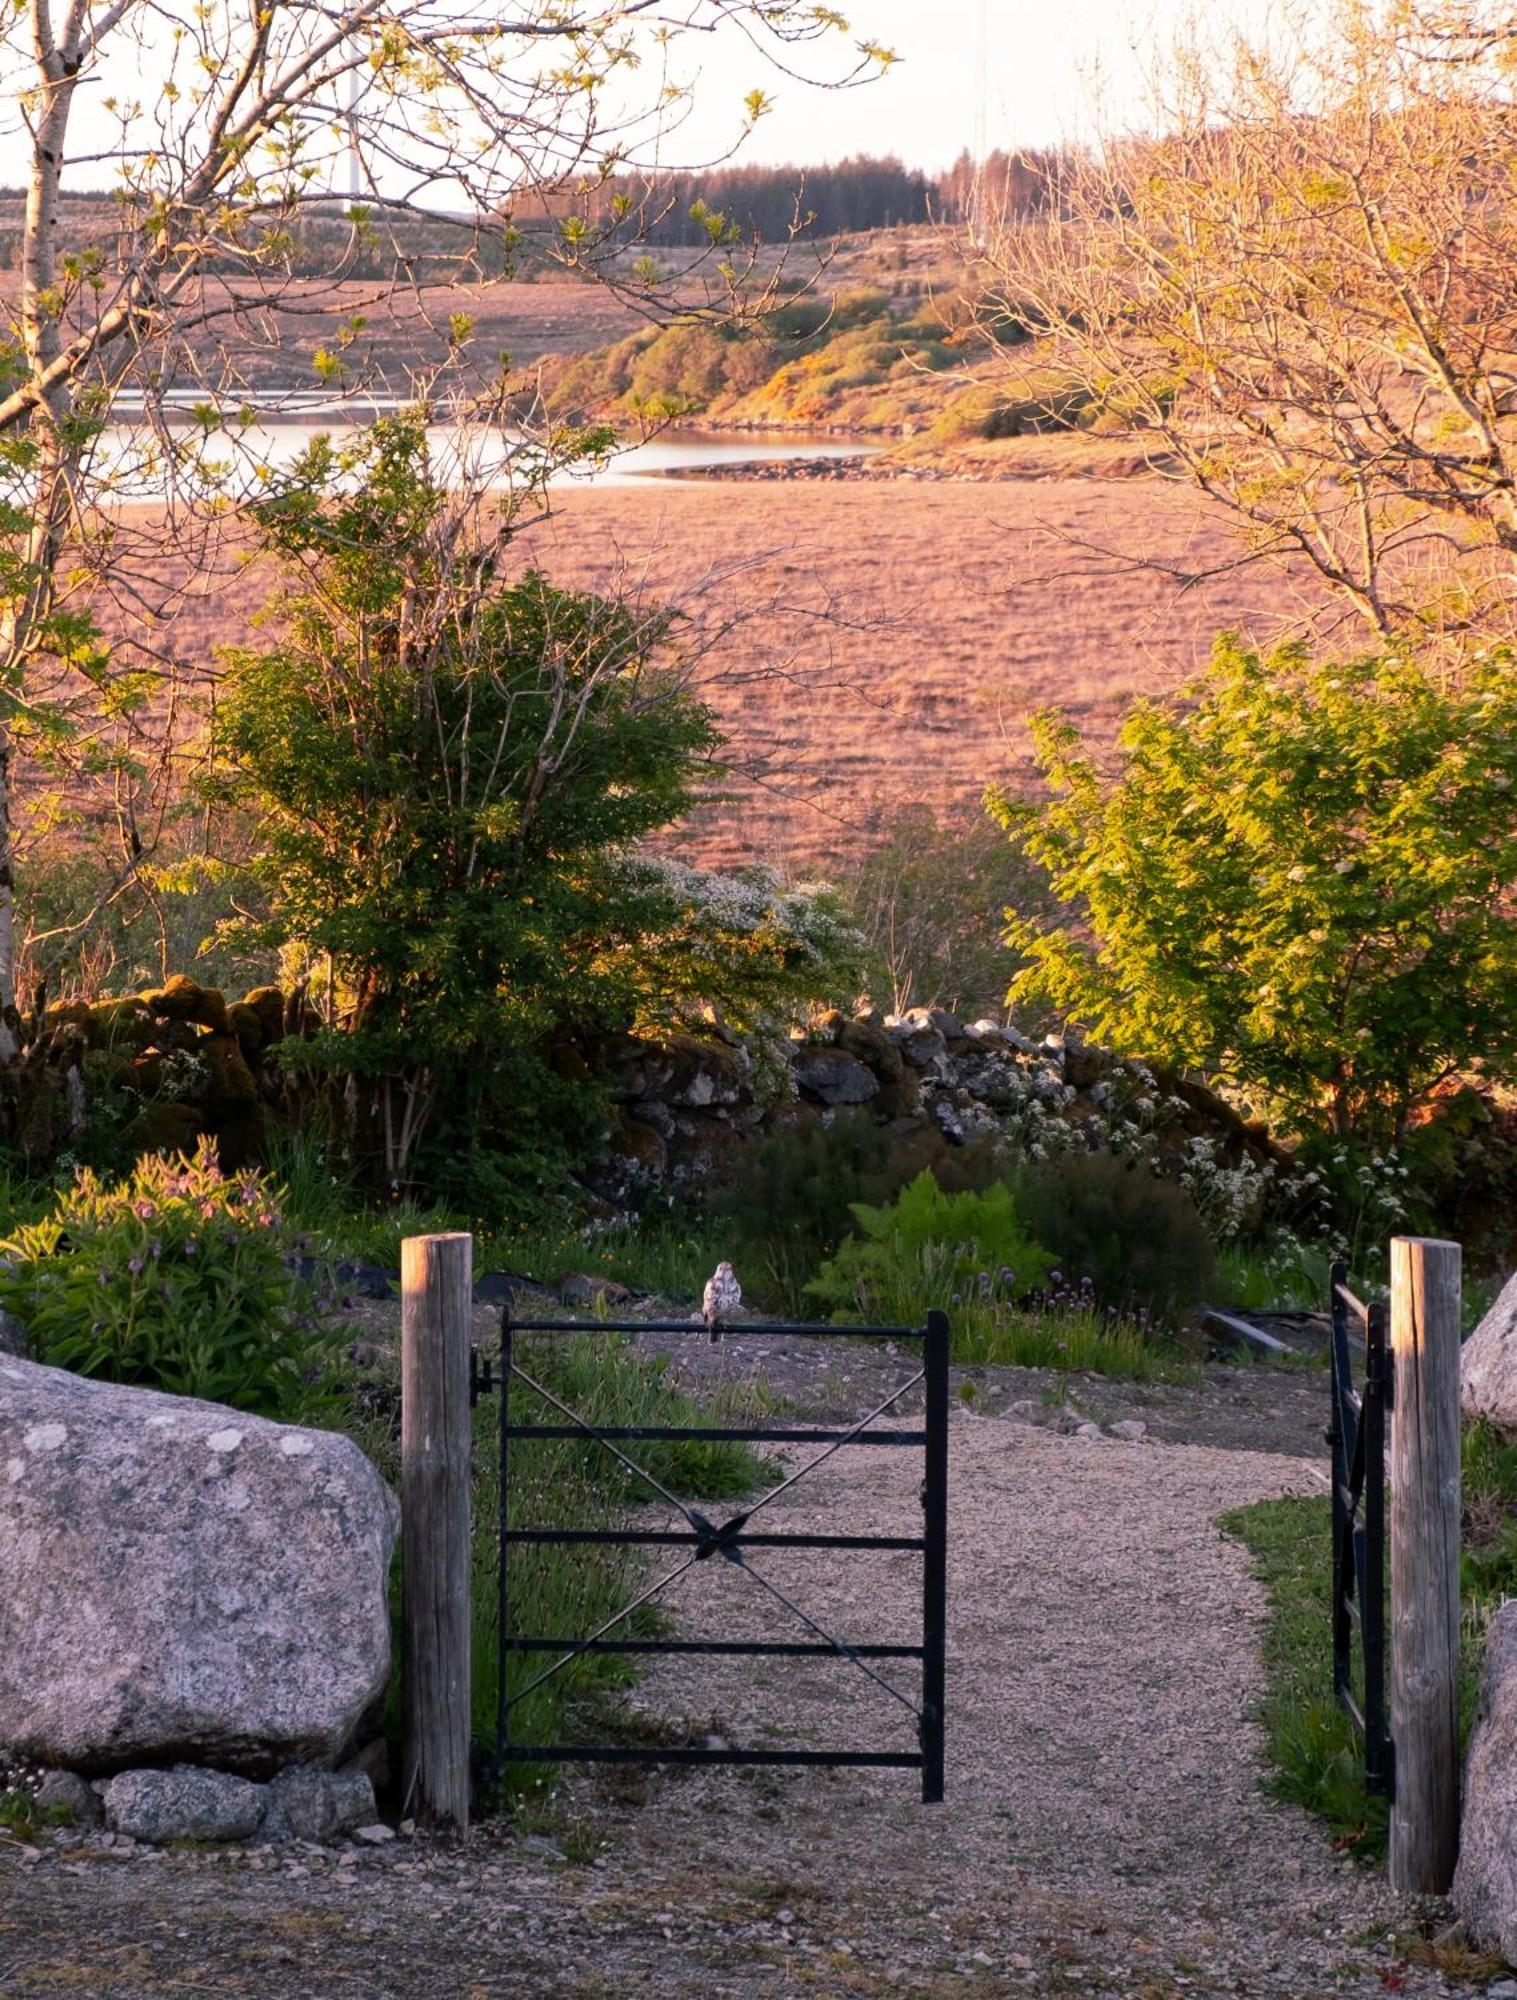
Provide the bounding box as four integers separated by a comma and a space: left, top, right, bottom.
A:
504, 1638, 924, 1658
504, 1318, 925, 1339
503, 1423, 928, 1445
1332, 1283, 1370, 1324
497, 1745, 922, 1769
502, 1528, 926, 1551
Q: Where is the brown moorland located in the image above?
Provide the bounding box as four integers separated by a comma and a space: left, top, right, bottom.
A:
519, 475, 1320, 873
62, 472, 1319, 878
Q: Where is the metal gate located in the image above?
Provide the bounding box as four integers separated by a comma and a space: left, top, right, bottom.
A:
485, 1308, 949, 1802
1328, 1258, 1392, 1796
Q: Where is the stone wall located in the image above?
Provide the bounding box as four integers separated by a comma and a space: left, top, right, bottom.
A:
2, 980, 1288, 1219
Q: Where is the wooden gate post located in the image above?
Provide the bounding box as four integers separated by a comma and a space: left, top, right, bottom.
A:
1388, 1234, 1462, 1895
401, 1230, 473, 1831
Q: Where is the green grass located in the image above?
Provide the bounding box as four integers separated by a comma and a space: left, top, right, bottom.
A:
1220, 1494, 1389, 1856
1224, 1420, 1517, 1862
1216, 1240, 1331, 1313
265, 1130, 728, 1302
949, 1302, 1196, 1380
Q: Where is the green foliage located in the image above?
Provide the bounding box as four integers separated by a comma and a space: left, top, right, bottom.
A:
951, 1297, 1190, 1376
1462, 1420, 1517, 1613
616, 860, 866, 1037
805, 1169, 1053, 1323
0, 1141, 335, 1417
994, 640, 1517, 1145
1226, 1419, 1517, 1862
212, 419, 725, 1189
710, 1108, 995, 1315
1221, 1495, 1389, 1855
1014, 1150, 1217, 1321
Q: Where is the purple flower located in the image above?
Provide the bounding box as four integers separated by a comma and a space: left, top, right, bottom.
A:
127, 1256, 144, 1275
98, 1270, 112, 1288
1050, 1270, 1063, 1284
184, 1239, 198, 1257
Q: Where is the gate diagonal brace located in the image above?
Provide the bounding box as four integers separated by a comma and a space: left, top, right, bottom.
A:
688, 1509, 750, 1562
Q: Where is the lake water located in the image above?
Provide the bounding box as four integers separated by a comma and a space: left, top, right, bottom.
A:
81, 409, 872, 500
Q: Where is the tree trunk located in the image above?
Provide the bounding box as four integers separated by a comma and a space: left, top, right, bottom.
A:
1, 0, 83, 1040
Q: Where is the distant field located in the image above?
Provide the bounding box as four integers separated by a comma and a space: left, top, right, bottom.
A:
514, 476, 1316, 872
107, 474, 1313, 876
0, 275, 645, 400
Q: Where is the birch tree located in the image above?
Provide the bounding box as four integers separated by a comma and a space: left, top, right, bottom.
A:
0, 0, 891, 1054
980, 0, 1517, 646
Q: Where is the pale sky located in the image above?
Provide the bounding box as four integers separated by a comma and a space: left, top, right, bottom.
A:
670, 0, 1201, 171
0, 0, 1243, 191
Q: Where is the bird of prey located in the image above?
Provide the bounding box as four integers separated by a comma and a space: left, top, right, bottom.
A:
702, 1261, 742, 1343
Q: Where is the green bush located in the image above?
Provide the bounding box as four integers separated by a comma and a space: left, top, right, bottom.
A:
0, 1142, 336, 1417
1014, 1150, 1217, 1321
804, 1169, 1053, 1324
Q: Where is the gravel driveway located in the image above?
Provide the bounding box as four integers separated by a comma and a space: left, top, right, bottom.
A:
0, 1412, 1475, 1998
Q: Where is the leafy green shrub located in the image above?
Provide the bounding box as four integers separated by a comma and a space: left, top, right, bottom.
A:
0, 1141, 335, 1417
716, 1111, 914, 1315
1014, 1150, 1217, 1321
996, 641, 1517, 1146
804, 1170, 1053, 1324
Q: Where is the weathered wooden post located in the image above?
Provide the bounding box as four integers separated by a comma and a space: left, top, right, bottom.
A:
401, 1230, 473, 1831
1388, 1234, 1462, 1895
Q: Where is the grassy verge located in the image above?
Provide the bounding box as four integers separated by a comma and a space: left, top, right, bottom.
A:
1220, 1495, 1389, 1856
948, 1302, 1196, 1379
1224, 1420, 1517, 1862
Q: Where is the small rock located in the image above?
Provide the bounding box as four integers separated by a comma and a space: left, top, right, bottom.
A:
261, 1766, 375, 1843
1109, 1419, 1148, 1442
34, 1770, 102, 1827
104, 1767, 267, 1844
1073, 1422, 1104, 1443
338, 1737, 390, 1796
519, 1833, 565, 1861
351, 1822, 395, 1845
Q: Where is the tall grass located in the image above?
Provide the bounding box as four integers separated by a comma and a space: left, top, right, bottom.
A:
1225, 1422, 1517, 1861
265, 1129, 728, 1301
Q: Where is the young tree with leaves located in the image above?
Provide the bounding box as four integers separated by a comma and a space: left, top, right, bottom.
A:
981, 0, 1517, 646
0, 1, 894, 1055
992, 638, 1517, 1146
213, 419, 862, 1194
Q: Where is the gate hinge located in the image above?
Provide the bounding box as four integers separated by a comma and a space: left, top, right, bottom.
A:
470, 1344, 497, 1408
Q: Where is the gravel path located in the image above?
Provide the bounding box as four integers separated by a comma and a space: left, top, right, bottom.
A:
0, 1412, 1473, 1998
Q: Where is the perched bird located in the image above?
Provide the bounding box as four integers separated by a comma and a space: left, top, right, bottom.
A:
702, 1260, 742, 1343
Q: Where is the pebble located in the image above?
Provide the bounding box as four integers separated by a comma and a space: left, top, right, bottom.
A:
351, 1824, 395, 1846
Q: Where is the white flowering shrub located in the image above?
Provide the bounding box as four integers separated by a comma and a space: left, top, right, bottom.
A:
616, 858, 867, 1033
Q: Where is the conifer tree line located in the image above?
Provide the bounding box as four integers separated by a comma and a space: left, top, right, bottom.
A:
0, 148, 1064, 277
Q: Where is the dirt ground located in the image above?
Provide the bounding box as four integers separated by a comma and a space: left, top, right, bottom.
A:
0, 1372, 1483, 2000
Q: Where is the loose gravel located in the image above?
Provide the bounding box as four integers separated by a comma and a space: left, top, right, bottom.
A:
0, 1401, 1480, 1997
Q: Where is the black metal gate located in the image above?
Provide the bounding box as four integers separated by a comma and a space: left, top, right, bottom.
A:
1328, 1258, 1392, 1796
487, 1308, 949, 1802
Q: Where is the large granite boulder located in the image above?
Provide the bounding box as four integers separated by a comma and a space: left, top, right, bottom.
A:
1462, 1272, 1517, 1431
0, 1356, 398, 1776
1456, 1600, 1517, 1956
